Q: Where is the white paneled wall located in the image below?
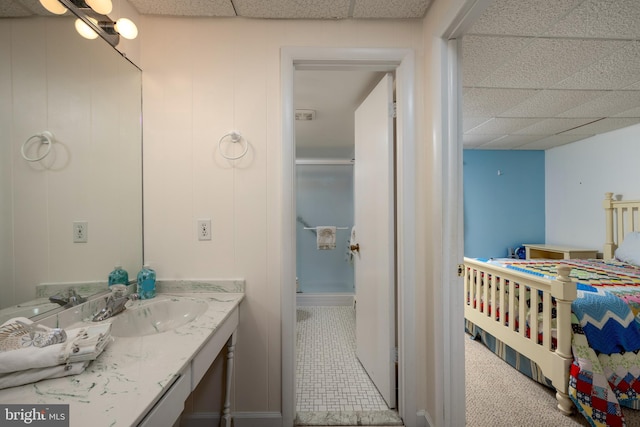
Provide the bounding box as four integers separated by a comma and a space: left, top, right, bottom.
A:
140, 16, 424, 416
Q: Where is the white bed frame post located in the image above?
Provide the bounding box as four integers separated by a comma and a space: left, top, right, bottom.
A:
550, 265, 577, 415
603, 192, 616, 259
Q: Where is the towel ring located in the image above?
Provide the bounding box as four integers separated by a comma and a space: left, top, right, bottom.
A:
21, 131, 53, 162
218, 131, 248, 160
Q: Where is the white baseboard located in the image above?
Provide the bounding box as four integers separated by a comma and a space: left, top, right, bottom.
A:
181, 412, 281, 427
296, 293, 354, 306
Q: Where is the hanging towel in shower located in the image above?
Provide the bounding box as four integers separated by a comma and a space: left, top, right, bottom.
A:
317, 226, 337, 250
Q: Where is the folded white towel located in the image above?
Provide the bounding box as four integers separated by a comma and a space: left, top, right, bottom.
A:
0, 361, 89, 390
317, 226, 337, 250
0, 318, 112, 374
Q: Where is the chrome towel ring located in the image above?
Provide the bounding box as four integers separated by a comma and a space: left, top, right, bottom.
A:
21, 131, 53, 162
218, 131, 248, 160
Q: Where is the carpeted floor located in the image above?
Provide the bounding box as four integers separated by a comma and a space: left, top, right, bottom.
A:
465, 333, 640, 426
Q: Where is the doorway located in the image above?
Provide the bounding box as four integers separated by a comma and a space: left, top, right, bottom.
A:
293, 69, 397, 424
281, 47, 418, 427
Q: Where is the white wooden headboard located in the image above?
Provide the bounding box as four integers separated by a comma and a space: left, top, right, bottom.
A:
603, 192, 640, 259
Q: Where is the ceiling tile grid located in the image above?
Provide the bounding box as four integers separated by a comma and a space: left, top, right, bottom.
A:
544, 0, 640, 40
466, 0, 584, 37
463, 0, 640, 149
462, 35, 531, 87
128, 0, 236, 17
499, 89, 610, 118
352, 0, 431, 19
552, 41, 640, 90
463, 88, 539, 117
476, 38, 628, 89
561, 117, 640, 135
233, 0, 350, 19
558, 90, 640, 118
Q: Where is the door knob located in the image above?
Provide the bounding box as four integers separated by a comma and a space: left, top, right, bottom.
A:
350, 243, 360, 253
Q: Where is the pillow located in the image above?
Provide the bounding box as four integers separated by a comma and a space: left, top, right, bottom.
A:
615, 231, 640, 266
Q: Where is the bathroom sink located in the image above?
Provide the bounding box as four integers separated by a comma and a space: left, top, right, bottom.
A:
108, 297, 208, 337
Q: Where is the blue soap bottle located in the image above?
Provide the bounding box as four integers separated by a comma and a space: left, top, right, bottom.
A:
137, 264, 156, 299
108, 266, 129, 287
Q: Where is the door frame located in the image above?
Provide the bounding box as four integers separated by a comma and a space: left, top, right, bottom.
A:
281, 47, 416, 427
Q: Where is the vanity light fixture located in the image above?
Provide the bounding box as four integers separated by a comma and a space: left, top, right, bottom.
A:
39, 0, 67, 14
113, 18, 138, 40
74, 17, 99, 39
45, 0, 139, 47
85, 0, 112, 15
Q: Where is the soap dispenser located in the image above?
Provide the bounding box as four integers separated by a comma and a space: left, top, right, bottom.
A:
108, 265, 129, 287
136, 265, 156, 300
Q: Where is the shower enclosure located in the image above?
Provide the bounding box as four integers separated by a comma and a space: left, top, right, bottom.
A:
296, 160, 354, 305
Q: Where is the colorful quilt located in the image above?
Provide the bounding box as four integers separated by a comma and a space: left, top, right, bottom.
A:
470, 258, 640, 427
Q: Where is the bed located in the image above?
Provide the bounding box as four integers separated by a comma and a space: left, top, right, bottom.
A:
463, 192, 640, 426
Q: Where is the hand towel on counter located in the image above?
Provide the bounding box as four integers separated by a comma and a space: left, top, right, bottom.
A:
317, 226, 337, 250
0, 318, 112, 374
0, 361, 89, 390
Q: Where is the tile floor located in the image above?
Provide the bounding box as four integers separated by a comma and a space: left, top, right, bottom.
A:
295, 305, 389, 412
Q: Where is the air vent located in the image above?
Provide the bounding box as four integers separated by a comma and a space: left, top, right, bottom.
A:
295, 109, 316, 121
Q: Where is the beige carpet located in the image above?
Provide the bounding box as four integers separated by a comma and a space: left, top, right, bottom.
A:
465, 334, 640, 426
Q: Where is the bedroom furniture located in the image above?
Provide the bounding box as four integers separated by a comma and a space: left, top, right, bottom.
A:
463, 192, 640, 418
523, 244, 597, 260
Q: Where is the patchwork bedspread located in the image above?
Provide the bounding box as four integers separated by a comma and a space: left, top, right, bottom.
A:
473, 258, 640, 427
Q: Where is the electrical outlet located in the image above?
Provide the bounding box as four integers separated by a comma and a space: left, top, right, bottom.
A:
197, 219, 211, 241
73, 221, 88, 243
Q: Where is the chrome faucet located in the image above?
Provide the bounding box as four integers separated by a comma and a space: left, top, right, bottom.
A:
92, 285, 138, 322
49, 288, 87, 307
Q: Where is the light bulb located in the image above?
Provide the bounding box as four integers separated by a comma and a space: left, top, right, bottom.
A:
39, 0, 67, 15
86, 0, 113, 15
75, 18, 99, 40
114, 18, 138, 40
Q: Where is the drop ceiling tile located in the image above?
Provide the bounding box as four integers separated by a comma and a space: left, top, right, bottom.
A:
128, 0, 236, 16
553, 41, 640, 90
352, 0, 430, 18
1, 0, 34, 16
515, 118, 597, 135
558, 90, 640, 118
626, 81, 640, 90
517, 134, 590, 150
463, 88, 539, 117
466, 117, 541, 135
463, 117, 492, 132
234, 0, 350, 19
462, 35, 531, 87
560, 117, 640, 135
480, 38, 627, 89
614, 106, 640, 118
462, 134, 500, 148
501, 89, 610, 118
479, 134, 543, 149
466, 0, 584, 37
545, 0, 640, 40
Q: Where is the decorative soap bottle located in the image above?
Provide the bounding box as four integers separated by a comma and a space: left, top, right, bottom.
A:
136, 264, 156, 300
108, 266, 129, 287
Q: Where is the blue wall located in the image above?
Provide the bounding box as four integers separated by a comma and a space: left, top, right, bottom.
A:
296, 165, 354, 293
463, 150, 545, 258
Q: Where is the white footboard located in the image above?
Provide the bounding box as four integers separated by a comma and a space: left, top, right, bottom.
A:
463, 257, 577, 415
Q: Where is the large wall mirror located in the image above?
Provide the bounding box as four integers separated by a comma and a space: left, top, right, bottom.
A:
0, 14, 142, 321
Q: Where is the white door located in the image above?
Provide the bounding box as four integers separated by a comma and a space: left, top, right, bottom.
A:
353, 73, 396, 408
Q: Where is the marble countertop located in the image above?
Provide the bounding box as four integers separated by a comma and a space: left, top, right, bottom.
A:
0, 285, 244, 427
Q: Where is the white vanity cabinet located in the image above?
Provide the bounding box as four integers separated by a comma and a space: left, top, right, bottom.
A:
140, 306, 239, 427
0, 292, 243, 427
